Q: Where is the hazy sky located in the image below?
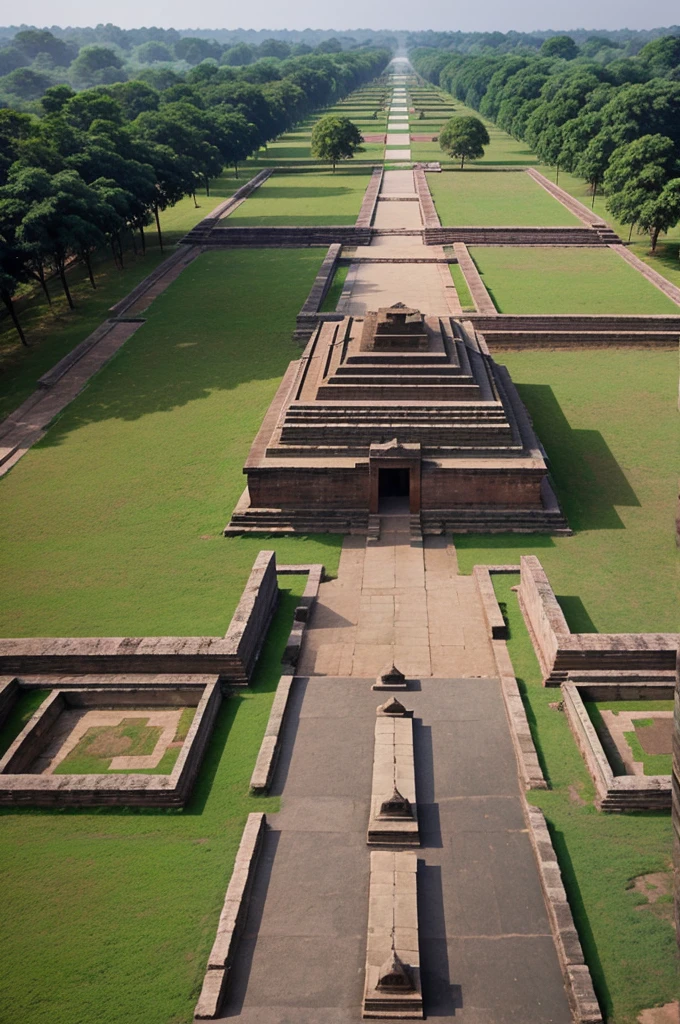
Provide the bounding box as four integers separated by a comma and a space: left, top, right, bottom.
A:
9, 0, 680, 32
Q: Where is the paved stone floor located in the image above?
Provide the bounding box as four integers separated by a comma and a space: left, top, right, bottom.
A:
338, 171, 460, 315
219, 678, 572, 1023
298, 522, 496, 679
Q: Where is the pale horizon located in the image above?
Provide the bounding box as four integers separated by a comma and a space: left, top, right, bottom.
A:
2, 0, 679, 35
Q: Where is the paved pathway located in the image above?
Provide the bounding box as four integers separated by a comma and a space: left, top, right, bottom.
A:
338, 170, 461, 315
299, 518, 496, 679
220, 675, 572, 1023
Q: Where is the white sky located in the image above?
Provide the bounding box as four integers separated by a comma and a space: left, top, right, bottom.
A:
6, 0, 679, 32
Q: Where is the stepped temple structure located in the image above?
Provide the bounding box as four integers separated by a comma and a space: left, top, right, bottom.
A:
226, 304, 568, 535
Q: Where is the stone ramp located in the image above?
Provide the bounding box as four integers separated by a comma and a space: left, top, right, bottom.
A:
214, 677, 573, 1023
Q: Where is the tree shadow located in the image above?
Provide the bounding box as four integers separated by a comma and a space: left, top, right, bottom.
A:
34, 248, 326, 447
515, 383, 640, 530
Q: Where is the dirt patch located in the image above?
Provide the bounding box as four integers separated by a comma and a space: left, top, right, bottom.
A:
637, 1002, 680, 1024
635, 718, 673, 756
629, 871, 674, 926
86, 731, 133, 757
568, 784, 586, 806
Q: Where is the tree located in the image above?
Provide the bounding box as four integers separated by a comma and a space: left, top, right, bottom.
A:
69, 45, 125, 88
133, 41, 174, 65
0, 237, 29, 345
605, 134, 680, 249
41, 84, 76, 114
540, 36, 578, 61
310, 115, 363, 171
1, 67, 53, 100
439, 115, 490, 169
222, 43, 254, 67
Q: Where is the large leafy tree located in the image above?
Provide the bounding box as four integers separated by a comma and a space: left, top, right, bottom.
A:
439, 115, 490, 169
310, 115, 363, 171
604, 134, 680, 249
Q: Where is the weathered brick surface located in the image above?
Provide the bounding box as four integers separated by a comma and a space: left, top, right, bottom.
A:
0, 553, 279, 684
563, 681, 672, 811
525, 803, 603, 1022
518, 555, 679, 684
0, 678, 222, 807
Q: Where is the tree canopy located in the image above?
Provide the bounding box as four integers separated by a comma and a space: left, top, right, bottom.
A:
439, 115, 490, 169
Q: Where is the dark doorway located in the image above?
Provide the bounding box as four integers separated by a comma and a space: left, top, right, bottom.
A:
379, 467, 410, 499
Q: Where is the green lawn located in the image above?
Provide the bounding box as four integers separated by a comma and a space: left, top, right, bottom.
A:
0, 249, 342, 638
455, 350, 678, 634
0, 170, 257, 422
320, 263, 349, 311
0, 585, 302, 1024
429, 170, 580, 226
495, 575, 677, 1024
449, 261, 475, 310
470, 246, 680, 314
226, 170, 371, 225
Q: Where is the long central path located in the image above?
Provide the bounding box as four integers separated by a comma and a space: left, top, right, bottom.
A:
211, 66, 574, 1024
219, 522, 573, 1022
338, 170, 461, 316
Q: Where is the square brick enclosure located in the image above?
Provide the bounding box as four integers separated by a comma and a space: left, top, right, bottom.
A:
226, 308, 568, 535
0, 675, 221, 807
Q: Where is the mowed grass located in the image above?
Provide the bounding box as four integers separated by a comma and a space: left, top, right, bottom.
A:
495, 575, 677, 1024
226, 170, 370, 225
0, 171, 257, 421
470, 246, 680, 314
0, 584, 303, 1024
429, 169, 580, 226
455, 350, 678, 634
0, 249, 342, 638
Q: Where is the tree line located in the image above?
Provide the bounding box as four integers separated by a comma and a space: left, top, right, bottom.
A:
0, 26, 396, 99
411, 35, 680, 249
0, 46, 389, 342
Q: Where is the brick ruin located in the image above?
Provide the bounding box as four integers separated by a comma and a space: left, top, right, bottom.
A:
226, 304, 569, 536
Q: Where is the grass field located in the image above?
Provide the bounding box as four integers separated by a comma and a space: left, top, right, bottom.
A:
470, 246, 680, 314
320, 263, 349, 311
449, 261, 475, 310
0, 250, 342, 638
0, 585, 302, 1024
429, 170, 580, 226
495, 575, 677, 1024
455, 350, 678, 634
0, 171, 257, 421
226, 170, 370, 225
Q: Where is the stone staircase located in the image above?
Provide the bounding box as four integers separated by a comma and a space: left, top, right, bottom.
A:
225, 505, 369, 535
423, 227, 606, 246
420, 506, 571, 535
277, 404, 515, 450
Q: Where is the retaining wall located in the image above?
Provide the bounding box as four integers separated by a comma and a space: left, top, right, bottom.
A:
518, 556, 679, 685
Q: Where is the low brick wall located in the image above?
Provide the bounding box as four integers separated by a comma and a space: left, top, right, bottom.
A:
198, 226, 372, 247
563, 682, 671, 812
524, 803, 603, 1021
518, 556, 679, 685
0, 552, 279, 684
296, 244, 342, 322
414, 166, 440, 229
194, 813, 266, 1019
424, 226, 604, 246
0, 679, 222, 807
355, 166, 384, 228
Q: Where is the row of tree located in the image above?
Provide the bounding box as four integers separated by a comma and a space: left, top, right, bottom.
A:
0, 47, 390, 342
0, 27, 395, 98
406, 27, 679, 58
410, 37, 680, 249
